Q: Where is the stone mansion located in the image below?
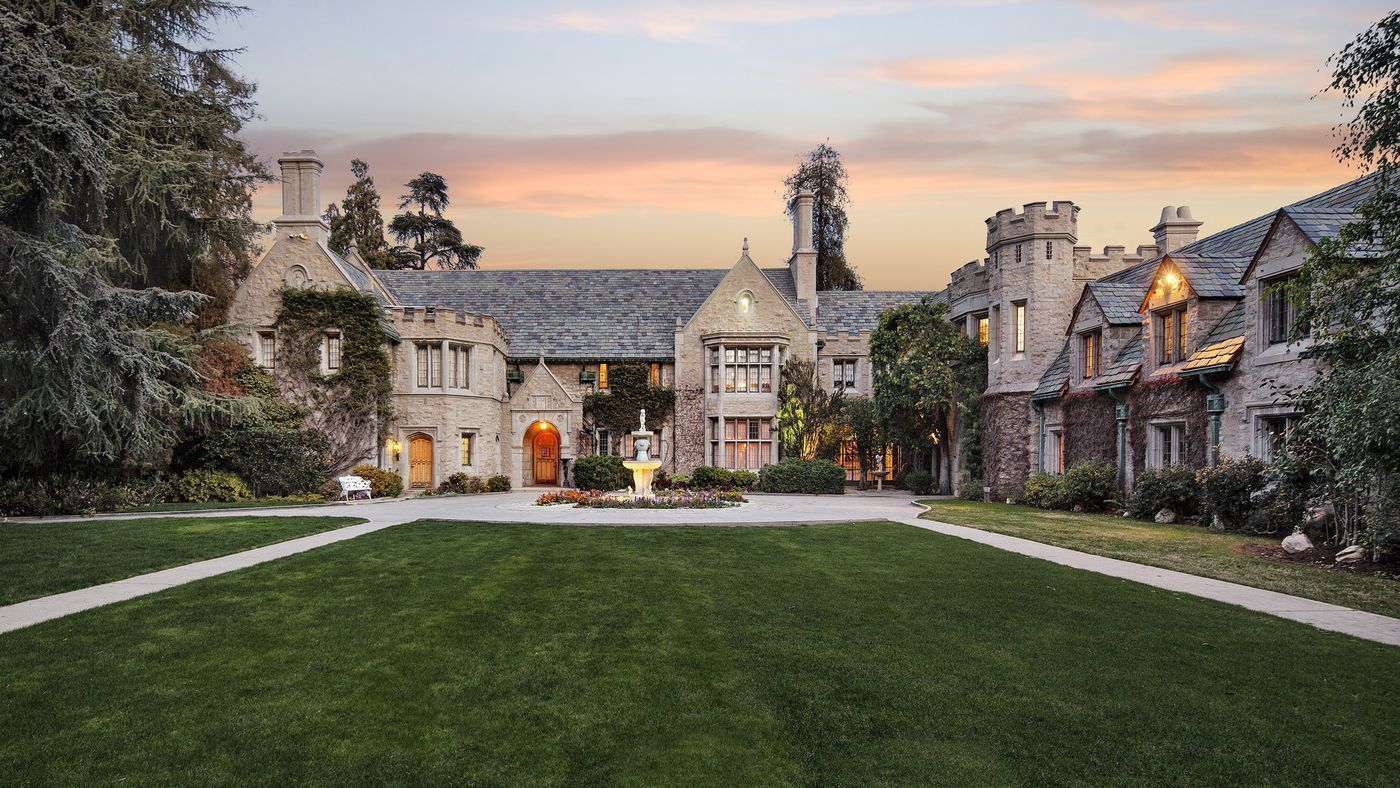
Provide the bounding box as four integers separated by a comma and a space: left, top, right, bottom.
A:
230, 149, 1374, 493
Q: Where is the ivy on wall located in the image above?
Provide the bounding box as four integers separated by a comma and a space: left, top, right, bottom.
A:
274, 288, 394, 472
582, 363, 675, 446
1126, 378, 1207, 476
1062, 391, 1118, 469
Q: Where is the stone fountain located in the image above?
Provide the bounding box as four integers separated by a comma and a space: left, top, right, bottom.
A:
622, 408, 663, 497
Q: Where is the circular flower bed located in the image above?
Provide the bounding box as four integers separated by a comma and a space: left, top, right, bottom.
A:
535, 489, 746, 509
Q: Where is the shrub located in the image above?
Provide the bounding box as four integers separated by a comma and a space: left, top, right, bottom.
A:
959, 479, 985, 501
172, 469, 251, 503
1061, 459, 1119, 511
756, 459, 846, 494
486, 474, 511, 492
902, 469, 935, 496
1128, 464, 1200, 520
1022, 473, 1068, 509
1197, 456, 1266, 531
572, 454, 630, 491
439, 472, 486, 494
348, 465, 404, 498
0, 475, 172, 517
201, 428, 330, 497
730, 469, 758, 490
691, 465, 735, 489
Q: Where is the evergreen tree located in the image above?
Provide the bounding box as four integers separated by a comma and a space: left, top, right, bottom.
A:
0, 5, 242, 473
1283, 12, 1400, 554
388, 172, 483, 270
784, 143, 862, 291
18, 0, 271, 326
776, 358, 844, 460
325, 159, 394, 268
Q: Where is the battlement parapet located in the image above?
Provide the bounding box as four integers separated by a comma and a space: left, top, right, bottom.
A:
986, 200, 1079, 249
385, 305, 510, 344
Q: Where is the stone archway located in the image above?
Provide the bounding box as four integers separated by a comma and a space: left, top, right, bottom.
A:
523, 420, 560, 486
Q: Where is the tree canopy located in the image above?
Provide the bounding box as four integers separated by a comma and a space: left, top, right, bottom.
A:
870, 298, 985, 494
776, 358, 844, 460
784, 143, 862, 291
325, 159, 394, 269
1284, 11, 1400, 552
388, 172, 483, 270
0, 2, 254, 472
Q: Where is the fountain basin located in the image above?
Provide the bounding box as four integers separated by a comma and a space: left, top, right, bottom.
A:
622, 459, 663, 497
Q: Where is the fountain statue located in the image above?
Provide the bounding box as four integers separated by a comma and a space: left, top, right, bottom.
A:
622, 408, 663, 497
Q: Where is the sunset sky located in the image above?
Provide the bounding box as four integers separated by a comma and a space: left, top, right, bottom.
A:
217, 1, 1389, 290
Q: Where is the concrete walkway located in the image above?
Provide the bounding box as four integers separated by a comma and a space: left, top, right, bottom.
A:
2, 492, 1397, 646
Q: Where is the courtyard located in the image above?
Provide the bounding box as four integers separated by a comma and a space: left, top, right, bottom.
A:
1, 498, 1397, 785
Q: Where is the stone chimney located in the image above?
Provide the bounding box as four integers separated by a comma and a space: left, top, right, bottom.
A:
275, 149, 329, 245
1151, 205, 1202, 254
790, 189, 817, 309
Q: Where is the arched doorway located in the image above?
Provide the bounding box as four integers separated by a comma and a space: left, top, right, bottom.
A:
408, 433, 434, 489
523, 420, 560, 485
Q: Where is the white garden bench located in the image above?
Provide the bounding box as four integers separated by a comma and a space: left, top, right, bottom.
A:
338, 475, 373, 502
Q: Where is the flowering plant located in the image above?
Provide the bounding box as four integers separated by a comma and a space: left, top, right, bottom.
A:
534, 489, 746, 509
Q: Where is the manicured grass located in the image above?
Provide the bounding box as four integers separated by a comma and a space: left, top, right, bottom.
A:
115, 498, 330, 513
0, 515, 364, 605
920, 499, 1400, 618
0, 520, 1395, 785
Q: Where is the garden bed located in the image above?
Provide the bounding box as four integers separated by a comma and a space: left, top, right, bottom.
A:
1235, 542, 1400, 581
536, 489, 746, 509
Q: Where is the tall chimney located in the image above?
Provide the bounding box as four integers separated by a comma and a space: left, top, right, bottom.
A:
275, 149, 329, 245
790, 189, 817, 310
1151, 205, 1202, 254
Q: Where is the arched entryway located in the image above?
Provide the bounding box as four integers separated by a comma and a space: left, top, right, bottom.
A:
408, 433, 434, 489
523, 420, 560, 486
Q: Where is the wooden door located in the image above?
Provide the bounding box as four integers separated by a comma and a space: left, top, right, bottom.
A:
534, 431, 559, 485
409, 434, 433, 488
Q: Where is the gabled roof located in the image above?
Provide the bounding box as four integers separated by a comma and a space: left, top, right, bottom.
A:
1241, 171, 1382, 282
1094, 327, 1144, 390
1030, 341, 1072, 401
1180, 300, 1248, 375
816, 290, 946, 332
1084, 281, 1149, 327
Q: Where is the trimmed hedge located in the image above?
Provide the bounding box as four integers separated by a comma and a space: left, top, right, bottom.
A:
349, 465, 404, 498
1061, 459, 1118, 511
172, 469, 251, 503
1128, 464, 1200, 519
572, 454, 630, 492
1022, 473, 1067, 509
756, 459, 846, 494
691, 466, 734, 489
486, 474, 511, 492
201, 428, 330, 497
731, 469, 758, 490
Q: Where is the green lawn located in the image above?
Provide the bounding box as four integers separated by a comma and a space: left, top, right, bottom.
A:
0, 520, 1394, 786
0, 515, 364, 605
115, 498, 331, 513
919, 499, 1400, 619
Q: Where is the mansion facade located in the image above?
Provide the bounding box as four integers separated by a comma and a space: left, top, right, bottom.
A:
230, 149, 1372, 494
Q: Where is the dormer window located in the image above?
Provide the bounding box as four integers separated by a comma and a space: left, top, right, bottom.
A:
1156, 306, 1188, 364
1263, 273, 1307, 345
1080, 329, 1101, 379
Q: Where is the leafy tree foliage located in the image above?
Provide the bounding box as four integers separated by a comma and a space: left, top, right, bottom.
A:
776, 358, 844, 460
0, 5, 248, 473
583, 364, 675, 447
870, 298, 985, 495
840, 396, 882, 489
388, 172, 483, 270
1283, 11, 1400, 555
325, 159, 394, 269
784, 143, 862, 291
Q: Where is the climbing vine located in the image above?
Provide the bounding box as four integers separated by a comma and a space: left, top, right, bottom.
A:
275, 288, 394, 472
583, 363, 675, 445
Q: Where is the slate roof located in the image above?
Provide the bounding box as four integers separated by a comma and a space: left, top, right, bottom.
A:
374, 265, 929, 359
1181, 300, 1248, 374
1030, 341, 1072, 401
1086, 281, 1150, 325
816, 290, 946, 332
1094, 327, 1144, 389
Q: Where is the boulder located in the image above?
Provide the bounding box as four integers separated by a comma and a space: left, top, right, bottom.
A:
1281, 527, 1313, 554
1305, 503, 1335, 530
1154, 508, 1177, 524
1335, 544, 1366, 564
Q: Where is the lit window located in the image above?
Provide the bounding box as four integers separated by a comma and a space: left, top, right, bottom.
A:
650, 363, 660, 387
1156, 307, 1188, 364
1263, 274, 1307, 345
460, 432, 473, 466
833, 359, 857, 390
1081, 329, 1101, 379
598, 363, 608, 389
258, 332, 276, 370
1151, 423, 1185, 468
710, 417, 773, 470
324, 334, 342, 371
976, 316, 988, 345
1013, 302, 1026, 354
415, 343, 442, 388
715, 347, 773, 393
